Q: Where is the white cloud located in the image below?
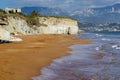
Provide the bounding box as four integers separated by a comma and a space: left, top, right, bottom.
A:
5, 0, 120, 10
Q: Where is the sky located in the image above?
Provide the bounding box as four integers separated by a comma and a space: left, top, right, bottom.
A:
1, 0, 120, 11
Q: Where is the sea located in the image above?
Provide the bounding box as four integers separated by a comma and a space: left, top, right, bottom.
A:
32, 31, 120, 80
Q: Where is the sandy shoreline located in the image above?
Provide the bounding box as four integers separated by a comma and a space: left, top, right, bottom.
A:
0, 34, 91, 80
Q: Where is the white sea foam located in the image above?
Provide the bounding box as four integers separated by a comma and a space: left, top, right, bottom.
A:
101, 38, 111, 41
41, 68, 56, 76
112, 45, 120, 50
96, 34, 103, 37
95, 47, 100, 50
112, 45, 118, 48
116, 46, 120, 50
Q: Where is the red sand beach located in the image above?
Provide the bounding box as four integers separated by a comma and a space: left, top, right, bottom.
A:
0, 34, 91, 80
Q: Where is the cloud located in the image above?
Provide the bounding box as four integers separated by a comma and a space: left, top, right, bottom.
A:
1, 0, 120, 10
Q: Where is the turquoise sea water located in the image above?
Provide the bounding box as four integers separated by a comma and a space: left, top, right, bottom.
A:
32, 32, 120, 80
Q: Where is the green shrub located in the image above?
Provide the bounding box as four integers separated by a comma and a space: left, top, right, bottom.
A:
26, 17, 40, 26
0, 9, 6, 17
29, 10, 41, 17
0, 9, 6, 13
26, 11, 41, 27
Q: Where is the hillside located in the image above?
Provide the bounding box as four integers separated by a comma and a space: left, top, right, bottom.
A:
0, 10, 79, 41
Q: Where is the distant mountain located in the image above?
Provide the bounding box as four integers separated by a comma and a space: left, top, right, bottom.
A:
21, 7, 68, 16
71, 3, 120, 23
71, 3, 120, 17
21, 4, 120, 23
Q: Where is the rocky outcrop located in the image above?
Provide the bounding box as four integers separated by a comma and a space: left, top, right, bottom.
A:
0, 16, 79, 42
37, 17, 78, 34
0, 18, 8, 25
0, 27, 22, 42
0, 16, 36, 35
0, 20, 7, 25
0, 28, 10, 41
0, 16, 79, 35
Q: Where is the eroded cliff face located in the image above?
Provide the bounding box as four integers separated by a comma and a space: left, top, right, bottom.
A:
0, 28, 10, 41
37, 17, 78, 34
0, 16, 79, 36
0, 16, 36, 35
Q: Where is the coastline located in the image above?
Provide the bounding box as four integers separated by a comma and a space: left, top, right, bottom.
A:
0, 34, 91, 80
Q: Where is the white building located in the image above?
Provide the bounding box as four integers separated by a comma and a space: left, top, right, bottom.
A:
5, 8, 21, 13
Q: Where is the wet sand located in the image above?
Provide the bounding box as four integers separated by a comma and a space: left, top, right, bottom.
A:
0, 34, 91, 80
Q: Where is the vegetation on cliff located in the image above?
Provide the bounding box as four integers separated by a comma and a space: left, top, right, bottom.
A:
0, 9, 6, 17
0, 8, 76, 26
0, 9, 40, 27
26, 11, 41, 27
0, 9, 6, 14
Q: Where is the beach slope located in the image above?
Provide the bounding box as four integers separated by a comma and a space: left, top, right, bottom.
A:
0, 34, 91, 80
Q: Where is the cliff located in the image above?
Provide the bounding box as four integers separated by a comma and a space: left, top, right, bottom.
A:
0, 16, 78, 35
0, 15, 79, 41
37, 17, 78, 34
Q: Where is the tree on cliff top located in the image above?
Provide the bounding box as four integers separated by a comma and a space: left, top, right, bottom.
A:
0, 9, 6, 17
26, 11, 41, 27
0, 9, 5, 13
29, 10, 41, 17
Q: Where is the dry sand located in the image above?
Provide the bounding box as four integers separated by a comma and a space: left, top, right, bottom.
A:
0, 34, 91, 80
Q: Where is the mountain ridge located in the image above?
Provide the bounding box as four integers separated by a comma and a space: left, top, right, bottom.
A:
21, 3, 120, 23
